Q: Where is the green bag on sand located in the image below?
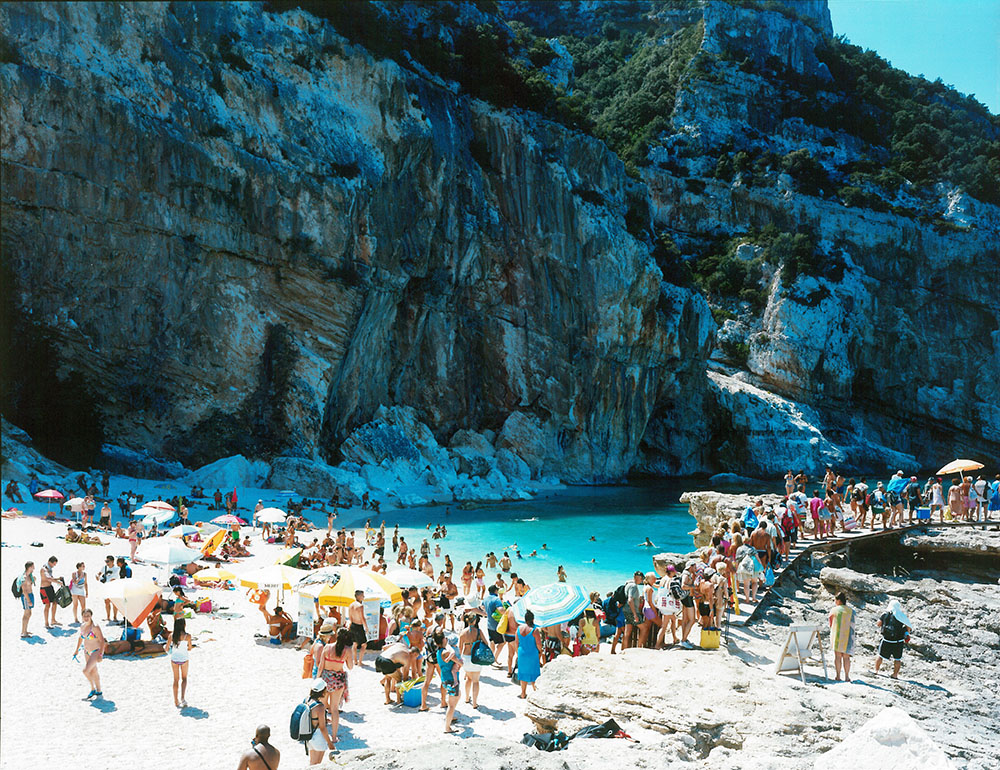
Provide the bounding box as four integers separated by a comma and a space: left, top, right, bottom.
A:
55, 585, 72, 608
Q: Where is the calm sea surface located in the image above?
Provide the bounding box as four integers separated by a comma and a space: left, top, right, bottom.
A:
328, 478, 778, 594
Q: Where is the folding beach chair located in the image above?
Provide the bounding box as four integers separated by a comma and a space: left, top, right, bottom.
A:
775, 624, 828, 683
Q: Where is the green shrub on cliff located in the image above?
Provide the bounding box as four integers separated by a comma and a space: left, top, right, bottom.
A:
559, 21, 704, 168
810, 37, 1000, 205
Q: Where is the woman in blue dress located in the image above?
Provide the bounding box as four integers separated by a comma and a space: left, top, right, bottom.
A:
516, 609, 542, 699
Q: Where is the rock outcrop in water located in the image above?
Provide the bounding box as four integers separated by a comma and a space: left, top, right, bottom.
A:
1, 0, 997, 483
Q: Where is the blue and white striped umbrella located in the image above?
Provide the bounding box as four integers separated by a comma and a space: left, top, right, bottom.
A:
512, 583, 590, 627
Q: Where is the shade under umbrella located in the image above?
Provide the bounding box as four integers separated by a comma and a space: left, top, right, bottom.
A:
137, 539, 201, 566
104, 578, 161, 626
295, 566, 402, 607
166, 524, 201, 538
257, 508, 287, 524
239, 564, 309, 590
385, 566, 436, 590
512, 583, 590, 627
144, 500, 176, 511
937, 459, 984, 476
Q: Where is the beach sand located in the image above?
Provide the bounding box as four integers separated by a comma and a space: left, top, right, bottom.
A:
0, 514, 547, 770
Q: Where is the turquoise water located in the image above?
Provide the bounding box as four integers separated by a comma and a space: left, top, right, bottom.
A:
326, 479, 766, 595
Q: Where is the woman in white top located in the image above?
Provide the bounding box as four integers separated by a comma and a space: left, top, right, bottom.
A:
69, 562, 88, 623
167, 617, 192, 708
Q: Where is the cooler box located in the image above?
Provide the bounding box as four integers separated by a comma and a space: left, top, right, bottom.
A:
398, 677, 425, 707
916, 507, 931, 520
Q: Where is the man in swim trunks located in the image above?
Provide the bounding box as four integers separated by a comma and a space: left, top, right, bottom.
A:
749, 522, 771, 572
376, 639, 419, 704
483, 585, 507, 662
348, 590, 368, 666
39, 556, 64, 629
623, 571, 643, 650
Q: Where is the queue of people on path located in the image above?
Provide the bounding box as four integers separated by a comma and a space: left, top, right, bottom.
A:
783, 468, 999, 531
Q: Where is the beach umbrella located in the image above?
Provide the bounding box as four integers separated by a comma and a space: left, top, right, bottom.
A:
385, 566, 436, 590
139, 507, 175, 528
137, 538, 201, 566
144, 500, 176, 511
212, 514, 245, 525
239, 564, 309, 590
512, 583, 590, 627
104, 578, 161, 626
33, 489, 64, 516
193, 567, 238, 582
64, 497, 86, 512
274, 548, 302, 567
166, 524, 201, 538
937, 459, 984, 476
295, 566, 402, 607
201, 528, 229, 556
257, 508, 287, 524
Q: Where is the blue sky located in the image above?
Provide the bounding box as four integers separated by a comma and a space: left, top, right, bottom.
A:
828, 0, 999, 114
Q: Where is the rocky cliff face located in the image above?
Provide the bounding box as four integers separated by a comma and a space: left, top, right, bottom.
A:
0, 1, 712, 483
1, 0, 996, 486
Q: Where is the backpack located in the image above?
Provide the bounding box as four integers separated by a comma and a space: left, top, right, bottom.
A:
11, 577, 22, 599
289, 698, 315, 743
882, 613, 905, 641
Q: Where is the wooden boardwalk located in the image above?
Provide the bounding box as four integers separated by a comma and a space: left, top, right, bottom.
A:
726, 520, 996, 627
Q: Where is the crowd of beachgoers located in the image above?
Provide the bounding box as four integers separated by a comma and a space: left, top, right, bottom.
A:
4, 464, 998, 767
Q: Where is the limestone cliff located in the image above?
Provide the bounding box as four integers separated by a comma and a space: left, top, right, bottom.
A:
0, 1, 712, 482
2, 0, 997, 485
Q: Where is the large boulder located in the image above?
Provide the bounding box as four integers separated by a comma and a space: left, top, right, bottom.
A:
448, 429, 496, 458
267, 456, 367, 501
450, 447, 494, 478
496, 412, 549, 478
495, 448, 531, 482
339, 420, 422, 467
185, 454, 269, 489
680, 490, 783, 547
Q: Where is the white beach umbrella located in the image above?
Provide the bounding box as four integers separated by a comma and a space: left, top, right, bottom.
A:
64, 497, 86, 512
385, 566, 436, 590
144, 500, 176, 511
166, 524, 201, 538
136, 538, 201, 566
138, 507, 175, 527
257, 508, 287, 524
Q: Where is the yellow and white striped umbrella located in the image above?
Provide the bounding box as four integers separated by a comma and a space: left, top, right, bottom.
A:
239, 564, 309, 590
295, 566, 402, 607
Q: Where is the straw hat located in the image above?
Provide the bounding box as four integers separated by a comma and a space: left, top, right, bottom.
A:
319, 618, 336, 635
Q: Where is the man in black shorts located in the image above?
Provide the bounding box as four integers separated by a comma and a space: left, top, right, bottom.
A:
348, 590, 368, 666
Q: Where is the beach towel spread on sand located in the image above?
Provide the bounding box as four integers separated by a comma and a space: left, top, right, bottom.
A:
829, 604, 855, 654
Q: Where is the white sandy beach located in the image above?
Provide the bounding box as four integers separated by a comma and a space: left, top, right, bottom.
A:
0, 513, 548, 770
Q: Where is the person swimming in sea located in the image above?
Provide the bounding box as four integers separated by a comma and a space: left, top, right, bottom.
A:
541, 544, 548, 550
587, 558, 596, 563
638, 537, 655, 547
589, 536, 597, 541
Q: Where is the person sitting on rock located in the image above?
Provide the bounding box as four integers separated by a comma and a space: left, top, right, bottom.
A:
5, 480, 25, 504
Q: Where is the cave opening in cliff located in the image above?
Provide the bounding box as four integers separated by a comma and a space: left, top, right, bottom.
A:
0, 255, 105, 468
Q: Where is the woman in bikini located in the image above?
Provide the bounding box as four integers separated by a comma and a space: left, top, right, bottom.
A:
474, 562, 486, 599
73, 608, 107, 700
460, 562, 474, 596
167, 617, 192, 707
457, 613, 485, 709
316, 628, 353, 746
69, 561, 88, 623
